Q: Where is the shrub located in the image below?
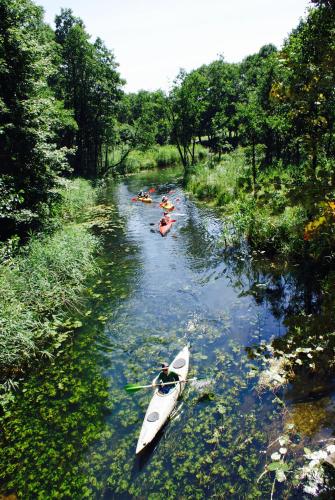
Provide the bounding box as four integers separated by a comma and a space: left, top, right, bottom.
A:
54, 178, 96, 221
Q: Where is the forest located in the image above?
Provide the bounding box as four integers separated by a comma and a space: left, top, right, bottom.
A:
1, 0, 335, 498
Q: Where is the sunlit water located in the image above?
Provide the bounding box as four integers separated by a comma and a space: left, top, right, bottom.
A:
1, 168, 335, 499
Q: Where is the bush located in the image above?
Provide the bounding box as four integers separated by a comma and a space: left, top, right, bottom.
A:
223, 196, 307, 256
195, 144, 209, 161
54, 178, 96, 221
187, 148, 246, 204
121, 150, 156, 173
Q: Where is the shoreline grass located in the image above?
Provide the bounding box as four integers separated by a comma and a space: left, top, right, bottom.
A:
0, 178, 99, 388
186, 149, 321, 258
117, 144, 208, 174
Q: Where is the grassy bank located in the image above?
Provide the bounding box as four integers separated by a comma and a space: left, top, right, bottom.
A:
187, 149, 335, 258
113, 144, 208, 174
0, 178, 99, 388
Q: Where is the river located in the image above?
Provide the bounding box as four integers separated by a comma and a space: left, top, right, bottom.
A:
1, 167, 335, 499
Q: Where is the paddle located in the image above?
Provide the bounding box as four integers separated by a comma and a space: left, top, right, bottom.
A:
125, 377, 199, 393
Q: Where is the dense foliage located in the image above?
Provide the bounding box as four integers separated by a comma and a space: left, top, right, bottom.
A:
0, 0, 74, 238
178, 3, 335, 258
54, 9, 124, 177
0, 178, 98, 381
0, 1, 123, 243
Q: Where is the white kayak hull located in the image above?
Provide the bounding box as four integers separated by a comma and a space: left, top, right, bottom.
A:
135, 345, 190, 454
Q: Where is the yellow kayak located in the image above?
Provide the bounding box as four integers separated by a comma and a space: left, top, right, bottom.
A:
138, 197, 152, 203
160, 202, 174, 211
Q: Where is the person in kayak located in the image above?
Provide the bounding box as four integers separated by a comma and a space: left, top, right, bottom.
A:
138, 190, 151, 198
160, 212, 170, 226
156, 362, 180, 394
161, 196, 169, 204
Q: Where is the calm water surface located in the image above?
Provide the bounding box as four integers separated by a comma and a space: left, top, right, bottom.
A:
1, 168, 335, 499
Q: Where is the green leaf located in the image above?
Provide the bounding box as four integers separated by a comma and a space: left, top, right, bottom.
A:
267, 461, 289, 472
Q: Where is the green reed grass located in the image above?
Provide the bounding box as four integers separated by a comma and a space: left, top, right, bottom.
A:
53, 177, 96, 222
120, 144, 208, 173
188, 149, 310, 257
0, 179, 99, 377
187, 148, 246, 204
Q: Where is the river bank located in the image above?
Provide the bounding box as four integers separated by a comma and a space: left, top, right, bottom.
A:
0, 178, 100, 403
1, 167, 335, 498
187, 148, 335, 262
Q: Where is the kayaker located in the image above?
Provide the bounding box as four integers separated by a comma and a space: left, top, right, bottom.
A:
160, 212, 170, 226
155, 362, 180, 394
161, 196, 168, 204
138, 190, 145, 198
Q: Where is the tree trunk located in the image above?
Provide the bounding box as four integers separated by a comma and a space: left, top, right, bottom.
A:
105, 144, 108, 170
311, 136, 318, 177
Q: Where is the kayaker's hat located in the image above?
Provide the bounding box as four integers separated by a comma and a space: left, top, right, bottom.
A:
161, 362, 169, 370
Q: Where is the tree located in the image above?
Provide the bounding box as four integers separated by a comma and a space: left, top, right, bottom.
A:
54, 9, 123, 177
311, 0, 335, 8
0, 0, 73, 238
168, 69, 208, 169
272, 6, 335, 176
202, 59, 240, 156
101, 89, 170, 176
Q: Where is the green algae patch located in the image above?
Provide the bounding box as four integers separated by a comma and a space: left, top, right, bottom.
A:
0, 328, 113, 499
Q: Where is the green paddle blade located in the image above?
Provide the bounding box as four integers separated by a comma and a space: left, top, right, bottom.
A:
124, 383, 146, 393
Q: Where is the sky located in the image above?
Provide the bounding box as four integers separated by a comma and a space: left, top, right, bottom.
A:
37, 0, 311, 93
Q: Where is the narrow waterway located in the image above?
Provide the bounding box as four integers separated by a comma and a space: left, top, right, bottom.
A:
1, 168, 335, 499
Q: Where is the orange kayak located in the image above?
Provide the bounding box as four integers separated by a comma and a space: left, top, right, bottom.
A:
159, 220, 173, 236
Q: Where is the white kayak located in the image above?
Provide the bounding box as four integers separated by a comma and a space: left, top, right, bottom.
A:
135, 345, 190, 454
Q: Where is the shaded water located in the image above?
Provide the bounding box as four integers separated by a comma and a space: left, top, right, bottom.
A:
1, 168, 335, 498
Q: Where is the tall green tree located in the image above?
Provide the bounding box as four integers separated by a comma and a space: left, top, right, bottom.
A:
202, 59, 240, 156
54, 9, 123, 177
272, 5, 335, 177
102, 89, 170, 176
0, 0, 73, 238
168, 69, 208, 168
